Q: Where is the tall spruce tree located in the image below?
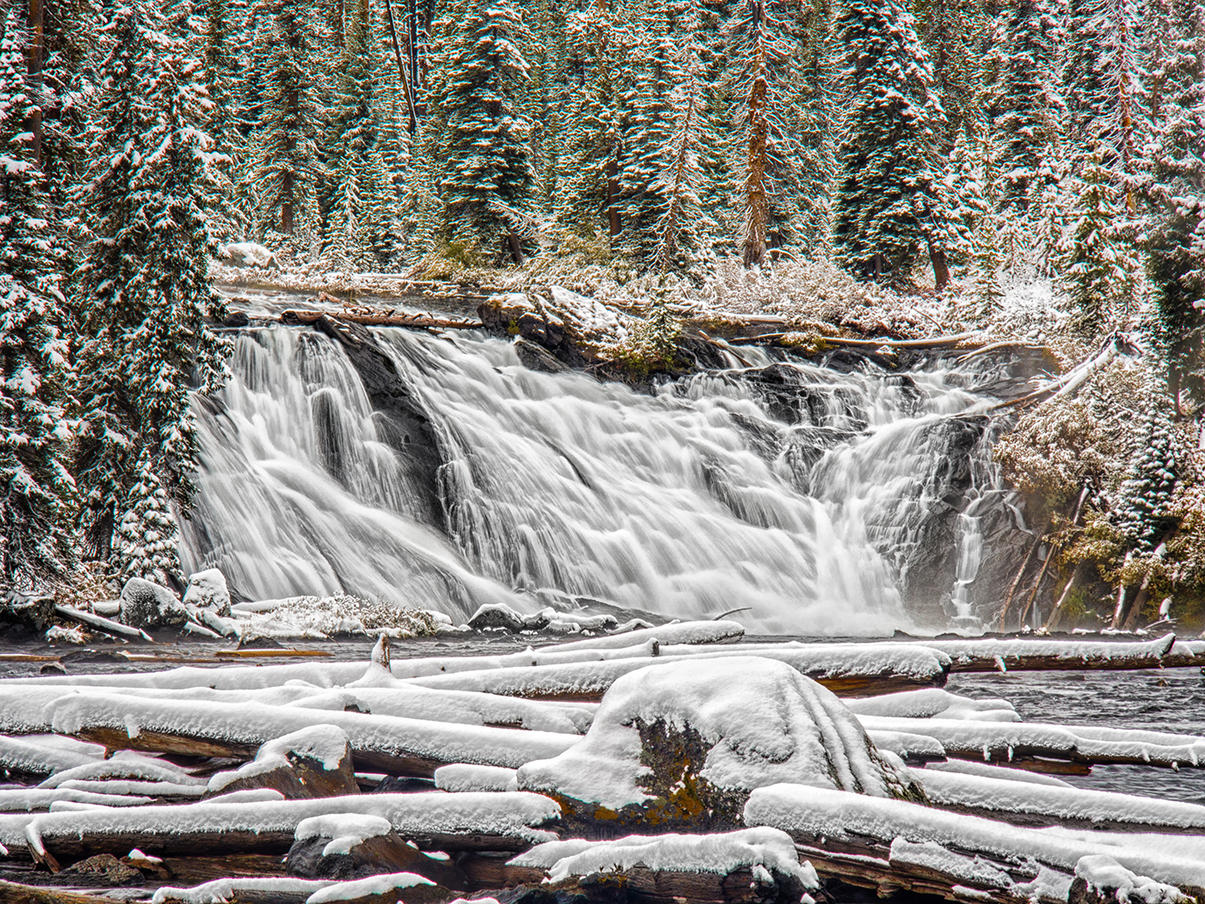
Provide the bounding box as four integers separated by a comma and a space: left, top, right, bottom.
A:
435, 0, 535, 263
247, 0, 327, 256
832, 0, 950, 286
0, 14, 76, 590
74, 0, 227, 576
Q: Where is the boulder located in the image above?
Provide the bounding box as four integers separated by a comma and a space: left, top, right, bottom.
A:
206, 725, 359, 800
468, 603, 550, 633
182, 568, 231, 616
517, 656, 920, 833
286, 813, 466, 890
0, 590, 56, 634
119, 578, 187, 629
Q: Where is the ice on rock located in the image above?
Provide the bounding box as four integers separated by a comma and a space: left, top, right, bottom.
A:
516, 657, 916, 825
510, 828, 819, 887
182, 568, 231, 616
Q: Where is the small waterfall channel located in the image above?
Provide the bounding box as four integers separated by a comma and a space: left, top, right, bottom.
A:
180, 321, 1028, 635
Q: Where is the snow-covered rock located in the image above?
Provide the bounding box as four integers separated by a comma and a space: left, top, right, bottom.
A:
119, 578, 186, 629
1072, 855, 1191, 904
182, 568, 231, 616
218, 241, 278, 269
206, 725, 358, 800
516, 657, 917, 829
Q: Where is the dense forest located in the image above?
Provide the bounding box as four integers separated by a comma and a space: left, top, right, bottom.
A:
1, 0, 1203, 626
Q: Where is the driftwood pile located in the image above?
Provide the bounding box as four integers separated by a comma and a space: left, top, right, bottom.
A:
0, 626, 1201, 904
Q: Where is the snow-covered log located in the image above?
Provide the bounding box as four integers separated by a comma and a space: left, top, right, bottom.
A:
918, 633, 1176, 672
0, 791, 560, 865
745, 783, 1205, 901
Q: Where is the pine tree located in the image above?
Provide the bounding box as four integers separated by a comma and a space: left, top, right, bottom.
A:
832, 0, 950, 286
1144, 0, 1205, 409
911, 0, 985, 144
197, 0, 249, 240
727, 0, 803, 266
0, 14, 76, 590
993, 0, 1061, 213
74, 0, 228, 574
1114, 401, 1177, 549
1062, 143, 1137, 334
248, 0, 328, 256
435, 0, 535, 263
114, 451, 181, 585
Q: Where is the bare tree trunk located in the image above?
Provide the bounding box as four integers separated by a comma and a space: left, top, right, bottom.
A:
1043, 561, 1086, 632
742, 35, 769, 267
281, 171, 295, 234
606, 156, 621, 238
26, 0, 43, 166
384, 0, 417, 133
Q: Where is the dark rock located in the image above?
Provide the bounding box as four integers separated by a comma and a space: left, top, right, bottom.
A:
515, 337, 571, 373
223, 310, 251, 328
286, 828, 466, 891
0, 590, 55, 635
372, 775, 436, 793
468, 604, 551, 633
119, 578, 186, 629
206, 726, 359, 800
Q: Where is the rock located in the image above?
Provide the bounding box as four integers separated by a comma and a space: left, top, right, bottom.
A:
119, 578, 187, 629
0, 590, 56, 634
183, 568, 232, 616
468, 603, 550, 633
206, 725, 359, 800
515, 337, 571, 373
517, 656, 920, 833
218, 241, 278, 269
61, 853, 141, 885
286, 813, 466, 890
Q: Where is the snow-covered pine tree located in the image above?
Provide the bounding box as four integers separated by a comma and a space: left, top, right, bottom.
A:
554, 1, 628, 244
113, 450, 181, 585
1062, 142, 1137, 335
910, 0, 985, 144
196, 0, 249, 241
727, 0, 804, 267
1143, 0, 1205, 409
0, 14, 76, 591
1113, 400, 1177, 549
831, 0, 950, 286
247, 0, 328, 257
436, 0, 536, 263
74, 0, 228, 575
993, 0, 1062, 213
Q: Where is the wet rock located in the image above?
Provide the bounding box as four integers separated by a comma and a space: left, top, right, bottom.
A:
515, 337, 571, 373
182, 568, 231, 616
119, 578, 187, 629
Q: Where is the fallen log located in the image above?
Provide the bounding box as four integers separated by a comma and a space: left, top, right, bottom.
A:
0, 791, 559, 864
0, 880, 116, 904
917, 632, 1175, 673
52, 605, 152, 643
280, 308, 481, 330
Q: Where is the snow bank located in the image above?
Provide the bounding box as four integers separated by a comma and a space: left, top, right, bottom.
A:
510, 828, 819, 887
744, 783, 1205, 889
517, 658, 912, 812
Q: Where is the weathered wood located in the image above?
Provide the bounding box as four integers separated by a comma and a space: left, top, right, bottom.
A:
52, 605, 153, 643
76, 726, 256, 761
280, 308, 480, 330
0, 881, 115, 904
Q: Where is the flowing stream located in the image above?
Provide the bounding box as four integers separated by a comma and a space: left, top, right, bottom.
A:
180, 323, 1023, 635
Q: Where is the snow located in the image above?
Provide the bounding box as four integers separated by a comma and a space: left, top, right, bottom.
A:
845, 688, 1019, 722
305, 872, 435, 903
294, 813, 393, 855
510, 828, 819, 887
924, 758, 1072, 787
207, 725, 349, 795
182, 568, 231, 615
0, 791, 562, 852
744, 783, 1205, 889
152, 877, 328, 904
543, 620, 744, 650
516, 658, 912, 810
217, 242, 277, 269
38, 750, 203, 789
434, 764, 519, 792
0, 733, 104, 776
1074, 855, 1191, 904
913, 766, 1205, 831
0, 788, 154, 813
41, 692, 578, 771
916, 633, 1176, 666
44, 625, 87, 644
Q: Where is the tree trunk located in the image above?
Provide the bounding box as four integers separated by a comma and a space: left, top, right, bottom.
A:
384, 0, 417, 133
26, 0, 43, 166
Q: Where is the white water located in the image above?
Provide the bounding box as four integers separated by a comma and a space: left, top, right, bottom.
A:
182, 326, 1012, 635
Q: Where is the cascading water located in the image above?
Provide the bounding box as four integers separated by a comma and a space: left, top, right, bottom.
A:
181, 322, 1021, 635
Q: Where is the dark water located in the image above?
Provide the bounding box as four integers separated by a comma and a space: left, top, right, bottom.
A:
947, 667, 1205, 804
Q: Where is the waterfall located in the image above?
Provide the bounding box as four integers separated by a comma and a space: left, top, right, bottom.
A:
181, 324, 1020, 635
